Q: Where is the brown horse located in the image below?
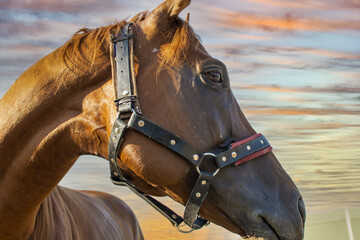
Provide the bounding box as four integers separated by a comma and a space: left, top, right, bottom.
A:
0, 0, 305, 239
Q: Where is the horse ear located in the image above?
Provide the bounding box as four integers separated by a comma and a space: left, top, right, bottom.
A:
167, 0, 191, 18
139, 0, 191, 40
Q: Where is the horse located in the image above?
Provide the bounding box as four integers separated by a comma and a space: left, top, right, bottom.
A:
0, 0, 305, 239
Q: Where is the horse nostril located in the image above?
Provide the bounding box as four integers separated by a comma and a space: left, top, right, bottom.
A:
298, 197, 306, 226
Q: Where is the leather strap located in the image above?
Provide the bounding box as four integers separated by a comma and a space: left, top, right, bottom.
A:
109, 117, 128, 182
215, 134, 271, 168
109, 111, 273, 231
111, 177, 185, 227
128, 113, 204, 166
108, 116, 187, 228
111, 23, 141, 119
109, 112, 210, 230
109, 117, 208, 230
184, 171, 214, 227
108, 24, 209, 231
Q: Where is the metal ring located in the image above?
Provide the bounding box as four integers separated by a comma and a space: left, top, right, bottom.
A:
196, 152, 219, 176
176, 221, 194, 233
203, 152, 216, 157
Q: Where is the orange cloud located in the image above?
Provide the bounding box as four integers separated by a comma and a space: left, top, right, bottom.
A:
232, 83, 299, 93
209, 45, 360, 72
213, 0, 360, 11
202, 5, 360, 32
224, 32, 273, 41
0, 0, 119, 13
274, 97, 315, 103
298, 123, 360, 130
342, 0, 360, 8
232, 83, 360, 94
258, 46, 360, 60
205, 44, 360, 73
243, 107, 359, 116
301, 49, 360, 59
241, 0, 328, 10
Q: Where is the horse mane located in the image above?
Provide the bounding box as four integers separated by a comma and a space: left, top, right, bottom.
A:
61, 11, 149, 69
61, 11, 198, 71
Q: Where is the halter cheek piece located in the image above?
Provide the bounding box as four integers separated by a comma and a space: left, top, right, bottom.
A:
108, 23, 273, 232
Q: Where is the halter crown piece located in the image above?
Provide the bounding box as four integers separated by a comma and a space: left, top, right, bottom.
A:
108, 23, 273, 232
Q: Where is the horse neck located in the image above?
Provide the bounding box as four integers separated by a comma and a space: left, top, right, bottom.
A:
0, 39, 112, 239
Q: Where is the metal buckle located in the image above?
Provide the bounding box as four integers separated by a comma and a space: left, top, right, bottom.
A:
114, 95, 137, 106
111, 34, 134, 42
196, 152, 220, 177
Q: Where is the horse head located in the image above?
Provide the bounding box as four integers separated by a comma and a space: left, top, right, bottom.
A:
82, 0, 306, 239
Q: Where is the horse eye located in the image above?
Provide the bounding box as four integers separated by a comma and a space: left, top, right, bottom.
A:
203, 70, 222, 84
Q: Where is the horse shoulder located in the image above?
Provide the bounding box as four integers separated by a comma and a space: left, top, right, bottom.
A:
29, 186, 143, 240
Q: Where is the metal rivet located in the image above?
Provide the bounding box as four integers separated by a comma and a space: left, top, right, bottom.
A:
122, 90, 129, 96
193, 154, 199, 161
115, 128, 120, 134
135, 106, 142, 114
112, 136, 116, 142
260, 140, 264, 144
232, 152, 237, 158
138, 120, 145, 127
196, 192, 201, 198
172, 214, 177, 219
222, 156, 227, 162
113, 172, 119, 176
170, 140, 176, 145
111, 158, 115, 163
247, 146, 251, 150
201, 180, 207, 185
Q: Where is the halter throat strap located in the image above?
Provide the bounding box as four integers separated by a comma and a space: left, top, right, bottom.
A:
108, 23, 273, 232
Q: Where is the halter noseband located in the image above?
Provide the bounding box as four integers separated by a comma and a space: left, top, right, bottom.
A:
108, 23, 272, 232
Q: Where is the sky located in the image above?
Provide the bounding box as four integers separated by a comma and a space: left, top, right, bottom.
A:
0, 0, 359, 239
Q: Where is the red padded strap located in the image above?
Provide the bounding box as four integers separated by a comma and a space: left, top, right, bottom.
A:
230, 133, 273, 166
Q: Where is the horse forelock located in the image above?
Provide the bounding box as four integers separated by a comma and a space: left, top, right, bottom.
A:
158, 19, 200, 72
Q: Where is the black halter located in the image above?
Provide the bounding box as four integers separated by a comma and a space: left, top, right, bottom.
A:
108, 23, 272, 232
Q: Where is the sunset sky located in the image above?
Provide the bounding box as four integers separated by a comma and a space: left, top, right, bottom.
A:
0, 0, 359, 239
